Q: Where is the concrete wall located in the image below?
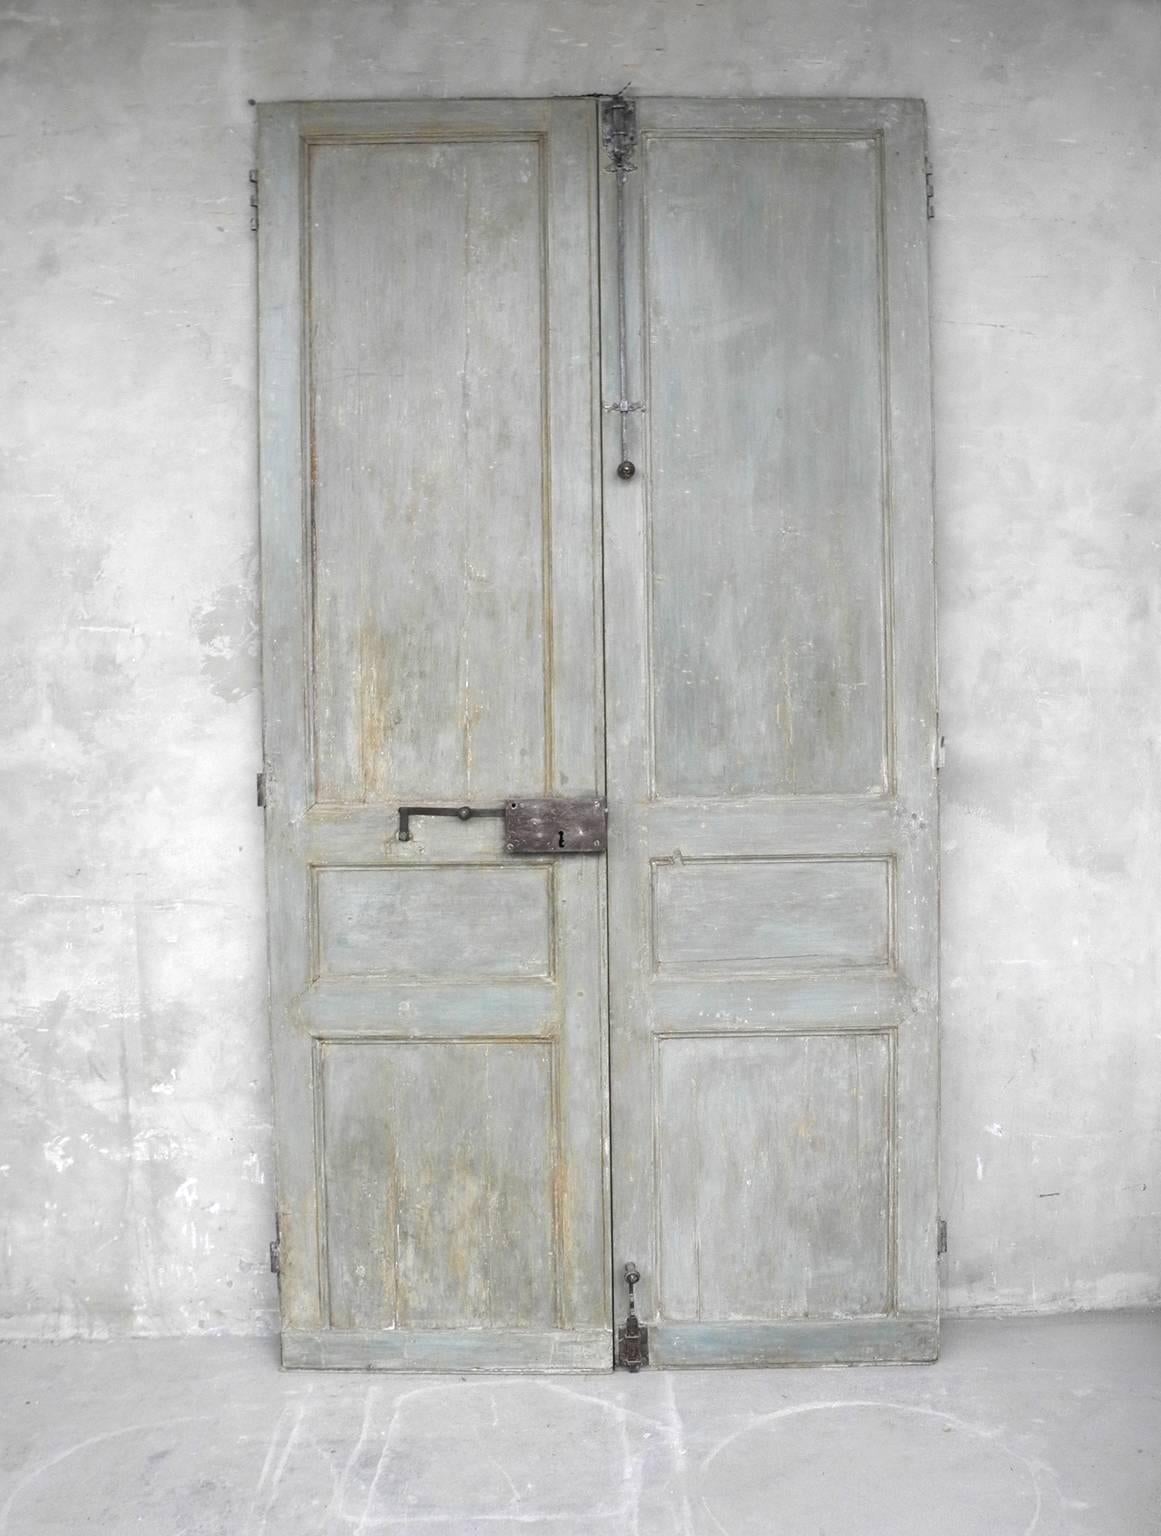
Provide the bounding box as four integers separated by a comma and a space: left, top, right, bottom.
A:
2, 0, 1158, 1338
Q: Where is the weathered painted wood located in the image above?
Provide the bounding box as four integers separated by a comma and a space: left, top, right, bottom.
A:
282, 1327, 613, 1373
258, 99, 608, 1369
649, 974, 911, 1031
657, 1032, 891, 1319
879, 102, 941, 1324
650, 1315, 939, 1368
314, 865, 554, 980
258, 102, 322, 1332
309, 136, 548, 805
263, 95, 938, 1374
603, 98, 938, 1365
643, 798, 903, 858
320, 1040, 557, 1329
646, 132, 887, 798
301, 980, 558, 1038
652, 857, 891, 973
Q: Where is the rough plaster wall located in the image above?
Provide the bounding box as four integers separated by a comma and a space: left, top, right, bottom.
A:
1, 0, 1158, 1336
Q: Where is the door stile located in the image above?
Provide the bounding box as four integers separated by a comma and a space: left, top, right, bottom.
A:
597, 98, 658, 1334
880, 103, 940, 1318
540, 98, 613, 1346
258, 102, 319, 1334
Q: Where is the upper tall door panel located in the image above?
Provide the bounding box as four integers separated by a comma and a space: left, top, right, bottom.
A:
646, 132, 888, 799
603, 99, 939, 1365
258, 100, 609, 1371
309, 136, 550, 806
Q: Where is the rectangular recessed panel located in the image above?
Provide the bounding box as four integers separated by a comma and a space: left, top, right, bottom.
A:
308, 138, 548, 804
644, 133, 888, 796
316, 866, 552, 980
658, 1033, 891, 1320
321, 1040, 557, 1330
653, 858, 891, 974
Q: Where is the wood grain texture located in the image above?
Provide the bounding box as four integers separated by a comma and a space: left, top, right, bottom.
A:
603, 99, 938, 1365
314, 865, 553, 980
258, 102, 321, 1332
657, 1032, 891, 1319
652, 857, 892, 973
262, 96, 937, 1372
259, 100, 608, 1369
300, 980, 558, 1038
650, 1314, 938, 1368
282, 1327, 613, 1372
308, 137, 548, 805
644, 133, 887, 798
321, 1040, 557, 1330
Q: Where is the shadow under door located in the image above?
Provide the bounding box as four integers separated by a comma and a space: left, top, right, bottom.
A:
257, 96, 939, 1371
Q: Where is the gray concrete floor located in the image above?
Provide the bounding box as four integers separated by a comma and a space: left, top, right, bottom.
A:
0, 1313, 1158, 1534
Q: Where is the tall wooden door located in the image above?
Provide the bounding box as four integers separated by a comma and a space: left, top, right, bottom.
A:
258, 96, 938, 1372
257, 100, 610, 1370
602, 99, 940, 1365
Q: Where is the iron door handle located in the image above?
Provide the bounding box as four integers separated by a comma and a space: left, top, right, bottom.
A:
397, 798, 607, 852
396, 805, 502, 842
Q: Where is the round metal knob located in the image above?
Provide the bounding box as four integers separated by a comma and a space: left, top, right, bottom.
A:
616, 460, 636, 480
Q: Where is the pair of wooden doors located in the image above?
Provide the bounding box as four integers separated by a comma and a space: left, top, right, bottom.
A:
257, 97, 939, 1371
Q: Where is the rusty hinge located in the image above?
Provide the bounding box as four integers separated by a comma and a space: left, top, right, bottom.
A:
925, 158, 935, 221
249, 168, 259, 232
937, 1218, 948, 1256
256, 770, 266, 808
269, 1215, 281, 1275
616, 1261, 649, 1370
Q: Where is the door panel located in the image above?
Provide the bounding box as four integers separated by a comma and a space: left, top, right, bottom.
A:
314, 865, 554, 981
603, 99, 939, 1365
258, 100, 609, 1372
656, 1032, 891, 1319
320, 1040, 558, 1330
309, 137, 549, 804
644, 133, 888, 799
652, 857, 892, 973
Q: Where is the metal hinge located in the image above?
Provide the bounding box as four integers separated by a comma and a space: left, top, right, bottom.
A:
925, 158, 935, 220
249, 168, 259, 232
936, 734, 946, 772
269, 1215, 281, 1275
937, 1218, 948, 1256
616, 1261, 649, 1370
256, 770, 266, 808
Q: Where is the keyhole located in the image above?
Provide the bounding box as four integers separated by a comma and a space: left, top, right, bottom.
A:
557, 829, 565, 848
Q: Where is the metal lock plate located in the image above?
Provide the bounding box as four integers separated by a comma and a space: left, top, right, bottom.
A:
504, 797, 608, 855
